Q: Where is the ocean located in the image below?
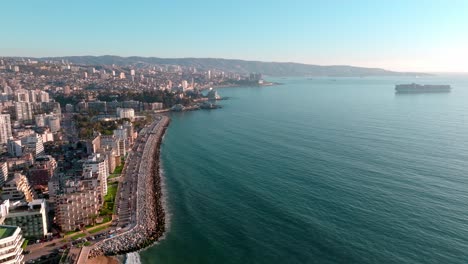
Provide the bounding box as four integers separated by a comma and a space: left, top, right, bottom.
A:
138, 75, 468, 264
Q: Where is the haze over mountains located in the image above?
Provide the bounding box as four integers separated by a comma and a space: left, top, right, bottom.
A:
31, 56, 426, 77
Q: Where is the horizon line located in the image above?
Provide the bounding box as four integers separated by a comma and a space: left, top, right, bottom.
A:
2, 54, 467, 74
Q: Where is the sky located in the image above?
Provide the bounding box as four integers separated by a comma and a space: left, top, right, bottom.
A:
1, 0, 468, 72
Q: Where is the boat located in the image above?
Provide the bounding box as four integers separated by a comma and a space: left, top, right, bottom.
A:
395, 83, 451, 93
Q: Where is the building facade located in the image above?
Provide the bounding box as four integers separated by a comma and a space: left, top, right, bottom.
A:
0, 225, 25, 264
0, 114, 12, 144
4, 199, 49, 239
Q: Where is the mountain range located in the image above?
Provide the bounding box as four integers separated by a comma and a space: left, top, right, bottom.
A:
34, 55, 426, 77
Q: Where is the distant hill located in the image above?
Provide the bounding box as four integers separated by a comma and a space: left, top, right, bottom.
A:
35, 55, 426, 77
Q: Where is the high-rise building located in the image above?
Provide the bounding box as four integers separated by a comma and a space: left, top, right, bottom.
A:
1, 173, 35, 202
83, 153, 109, 198
181, 80, 188, 91
21, 134, 44, 157
42, 115, 60, 133
48, 116, 60, 133
114, 126, 128, 156
4, 199, 49, 239
0, 225, 25, 264
28, 155, 57, 186
15, 90, 29, 102
38, 91, 49, 103
7, 139, 22, 157
0, 114, 12, 144
14, 102, 34, 122
55, 187, 100, 232
34, 114, 46, 127
116, 108, 135, 120
0, 162, 8, 187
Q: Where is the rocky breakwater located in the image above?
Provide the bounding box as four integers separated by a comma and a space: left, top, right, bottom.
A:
90, 116, 170, 257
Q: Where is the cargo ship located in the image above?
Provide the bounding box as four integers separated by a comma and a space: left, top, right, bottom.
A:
395, 83, 451, 93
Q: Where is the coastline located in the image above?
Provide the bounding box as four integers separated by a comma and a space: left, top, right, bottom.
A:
202, 81, 283, 90
89, 116, 170, 259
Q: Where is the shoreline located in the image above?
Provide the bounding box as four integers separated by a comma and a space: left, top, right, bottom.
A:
89, 116, 170, 259
201, 81, 283, 90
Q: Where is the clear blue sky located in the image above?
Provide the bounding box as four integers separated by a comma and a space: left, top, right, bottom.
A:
1, 0, 467, 72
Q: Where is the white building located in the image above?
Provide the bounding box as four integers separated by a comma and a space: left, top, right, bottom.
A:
116, 108, 135, 120
181, 80, 188, 91
113, 126, 128, 156
21, 133, 44, 157
83, 153, 109, 198
15, 90, 29, 102
28, 90, 50, 103
0, 114, 12, 144
0, 225, 25, 264
36, 113, 60, 131
1, 173, 35, 202
54, 176, 102, 232
47, 116, 60, 133
41, 131, 54, 143
4, 199, 49, 239
34, 114, 46, 127
15, 102, 34, 122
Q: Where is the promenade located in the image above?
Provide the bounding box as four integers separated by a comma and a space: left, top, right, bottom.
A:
89, 116, 170, 257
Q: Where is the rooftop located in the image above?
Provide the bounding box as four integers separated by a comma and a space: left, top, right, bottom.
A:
0, 225, 17, 239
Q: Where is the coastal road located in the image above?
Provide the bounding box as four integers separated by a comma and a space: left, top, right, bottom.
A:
115, 117, 162, 229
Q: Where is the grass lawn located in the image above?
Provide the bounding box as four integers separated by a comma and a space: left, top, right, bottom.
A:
100, 182, 118, 216
105, 182, 118, 203
108, 173, 120, 179
88, 225, 108, 234
0, 227, 15, 239
70, 233, 86, 240
22, 240, 28, 249
112, 162, 125, 174
65, 230, 79, 236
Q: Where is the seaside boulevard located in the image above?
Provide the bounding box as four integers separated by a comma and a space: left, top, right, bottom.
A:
89, 116, 170, 258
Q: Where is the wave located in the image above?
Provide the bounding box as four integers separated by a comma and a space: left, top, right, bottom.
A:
159, 158, 171, 235
125, 252, 141, 264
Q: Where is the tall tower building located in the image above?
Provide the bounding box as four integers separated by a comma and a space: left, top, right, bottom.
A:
15, 90, 29, 102
0, 114, 12, 144
181, 80, 188, 91
14, 102, 34, 122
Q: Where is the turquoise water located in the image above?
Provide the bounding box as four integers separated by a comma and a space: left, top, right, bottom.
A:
140, 76, 468, 264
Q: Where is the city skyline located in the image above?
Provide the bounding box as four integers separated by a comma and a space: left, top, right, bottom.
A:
1, 0, 468, 72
